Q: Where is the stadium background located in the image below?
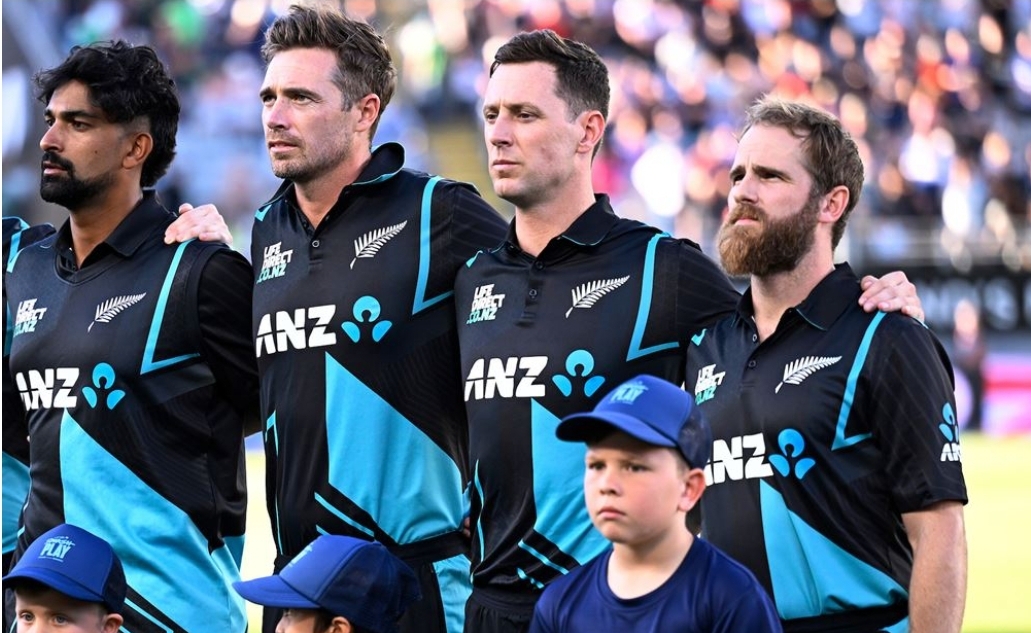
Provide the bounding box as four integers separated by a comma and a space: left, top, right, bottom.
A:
2, 0, 1029, 630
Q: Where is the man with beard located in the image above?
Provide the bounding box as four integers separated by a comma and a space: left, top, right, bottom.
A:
166, 6, 508, 633
4, 41, 258, 632
685, 97, 967, 632
453, 31, 925, 633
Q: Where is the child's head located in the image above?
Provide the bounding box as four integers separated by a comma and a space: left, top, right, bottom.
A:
233, 535, 420, 633
556, 375, 711, 546
2, 524, 126, 633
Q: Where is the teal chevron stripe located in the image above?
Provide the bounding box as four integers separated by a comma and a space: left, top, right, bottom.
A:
413, 176, 451, 314
759, 480, 906, 620
528, 399, 607, 565
60, 411, 246, 632
324, 354, 463, 542
141, 241, 200, 374
832, 312, 886, 450
627, 233, 679, 361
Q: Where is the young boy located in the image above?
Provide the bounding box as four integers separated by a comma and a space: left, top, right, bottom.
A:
530, 375, 782, 632
234, 534, 421, 633
3, 523, 125, 633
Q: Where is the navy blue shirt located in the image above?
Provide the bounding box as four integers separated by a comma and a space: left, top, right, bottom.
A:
686, 264, 967, 632
530, 537, 782, 633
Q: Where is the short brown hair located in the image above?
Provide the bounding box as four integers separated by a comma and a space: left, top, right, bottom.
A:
491, 30, 609, 157
741, 96, 865, 248
262, 4, 396, 138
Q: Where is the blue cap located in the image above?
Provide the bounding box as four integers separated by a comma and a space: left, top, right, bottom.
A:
2, 524, 126, 614
557, 374, 712, 468
233, 535, 420, 633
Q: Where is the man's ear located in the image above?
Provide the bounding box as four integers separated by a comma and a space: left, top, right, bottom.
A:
819, 184, 850, 224
122, 131, 153, 172
577, 110, 605, 157
102, 612, 124, 633
353, 93, 382, 136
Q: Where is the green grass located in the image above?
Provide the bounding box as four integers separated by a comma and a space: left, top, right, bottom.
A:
962, 433, 1031, 632
241, 433, 1031, 631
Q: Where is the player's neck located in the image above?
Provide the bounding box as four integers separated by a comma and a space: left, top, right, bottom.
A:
750, 252, 834, 342
607, 526, 692, 599
67, 184, 143, 267
512, 183, 596, 257
294, 147, 373, 228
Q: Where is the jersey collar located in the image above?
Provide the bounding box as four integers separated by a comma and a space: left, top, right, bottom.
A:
501, 194, 620, 255
735, 263, 861, 331
55, 190, 171, 271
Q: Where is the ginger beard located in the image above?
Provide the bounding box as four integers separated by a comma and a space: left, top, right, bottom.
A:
718, 191, 823, 277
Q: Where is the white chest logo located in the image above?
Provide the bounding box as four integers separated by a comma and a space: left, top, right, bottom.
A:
351, 221, 407, 269
776, 356, 842, 393
566, 276, 630, 318
90, 293, 147, 331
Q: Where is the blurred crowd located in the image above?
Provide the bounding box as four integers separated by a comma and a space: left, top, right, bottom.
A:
5, 0, 1031, 267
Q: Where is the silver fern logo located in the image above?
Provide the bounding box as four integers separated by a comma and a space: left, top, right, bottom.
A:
89, 293, 147, 332
565, 276, 630, 318
776, 356, 842, 393
351, 221, 407, 269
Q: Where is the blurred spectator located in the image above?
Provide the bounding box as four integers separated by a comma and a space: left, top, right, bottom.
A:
3, 0, 1029, 262
953, 298, 988, 430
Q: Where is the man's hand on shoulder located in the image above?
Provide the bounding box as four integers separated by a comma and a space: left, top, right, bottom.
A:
859, 271, 924, 322
164, 203, 233, 245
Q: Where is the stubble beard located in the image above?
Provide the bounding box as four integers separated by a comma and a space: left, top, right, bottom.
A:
269, 135, 353, 185
718, 195, 821, 277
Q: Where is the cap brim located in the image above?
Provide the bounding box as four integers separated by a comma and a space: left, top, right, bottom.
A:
556, 412, 676, 448
3, 569, 105, 605
233, 575, 321, 609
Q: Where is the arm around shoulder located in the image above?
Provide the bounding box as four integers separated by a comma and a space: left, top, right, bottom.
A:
196, 247, 261, 434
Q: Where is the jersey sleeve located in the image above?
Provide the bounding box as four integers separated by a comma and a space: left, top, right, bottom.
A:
868, 316, 967, 512
438, 180, 508, 267
195, 246, 261, 433
670, 238, 740, 335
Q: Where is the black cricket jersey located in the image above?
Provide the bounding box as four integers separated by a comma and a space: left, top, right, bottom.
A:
685, 264, 968, 632
3, 217, 55, 559
455, 195, 739, 596
6, 193, 257, 633
251, 143, 507, 562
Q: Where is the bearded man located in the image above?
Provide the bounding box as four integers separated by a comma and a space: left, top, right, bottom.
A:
685, 96, 968, 633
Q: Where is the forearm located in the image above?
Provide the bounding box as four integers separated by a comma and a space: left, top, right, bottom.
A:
905, 502, 967, 633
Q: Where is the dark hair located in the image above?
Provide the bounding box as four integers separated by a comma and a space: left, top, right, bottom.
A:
490, 30, 609, 154
262, 4, 396, 139
741, 96, 865, 248
34, 40, 180, 188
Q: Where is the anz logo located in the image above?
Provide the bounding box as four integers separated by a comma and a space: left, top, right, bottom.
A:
463, 350, 609, 402
464, 356, 548, 401
15, 368, 80, 410
705, 432, 774, 485
706, 429, 820, 485
255, 305, 336, 357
